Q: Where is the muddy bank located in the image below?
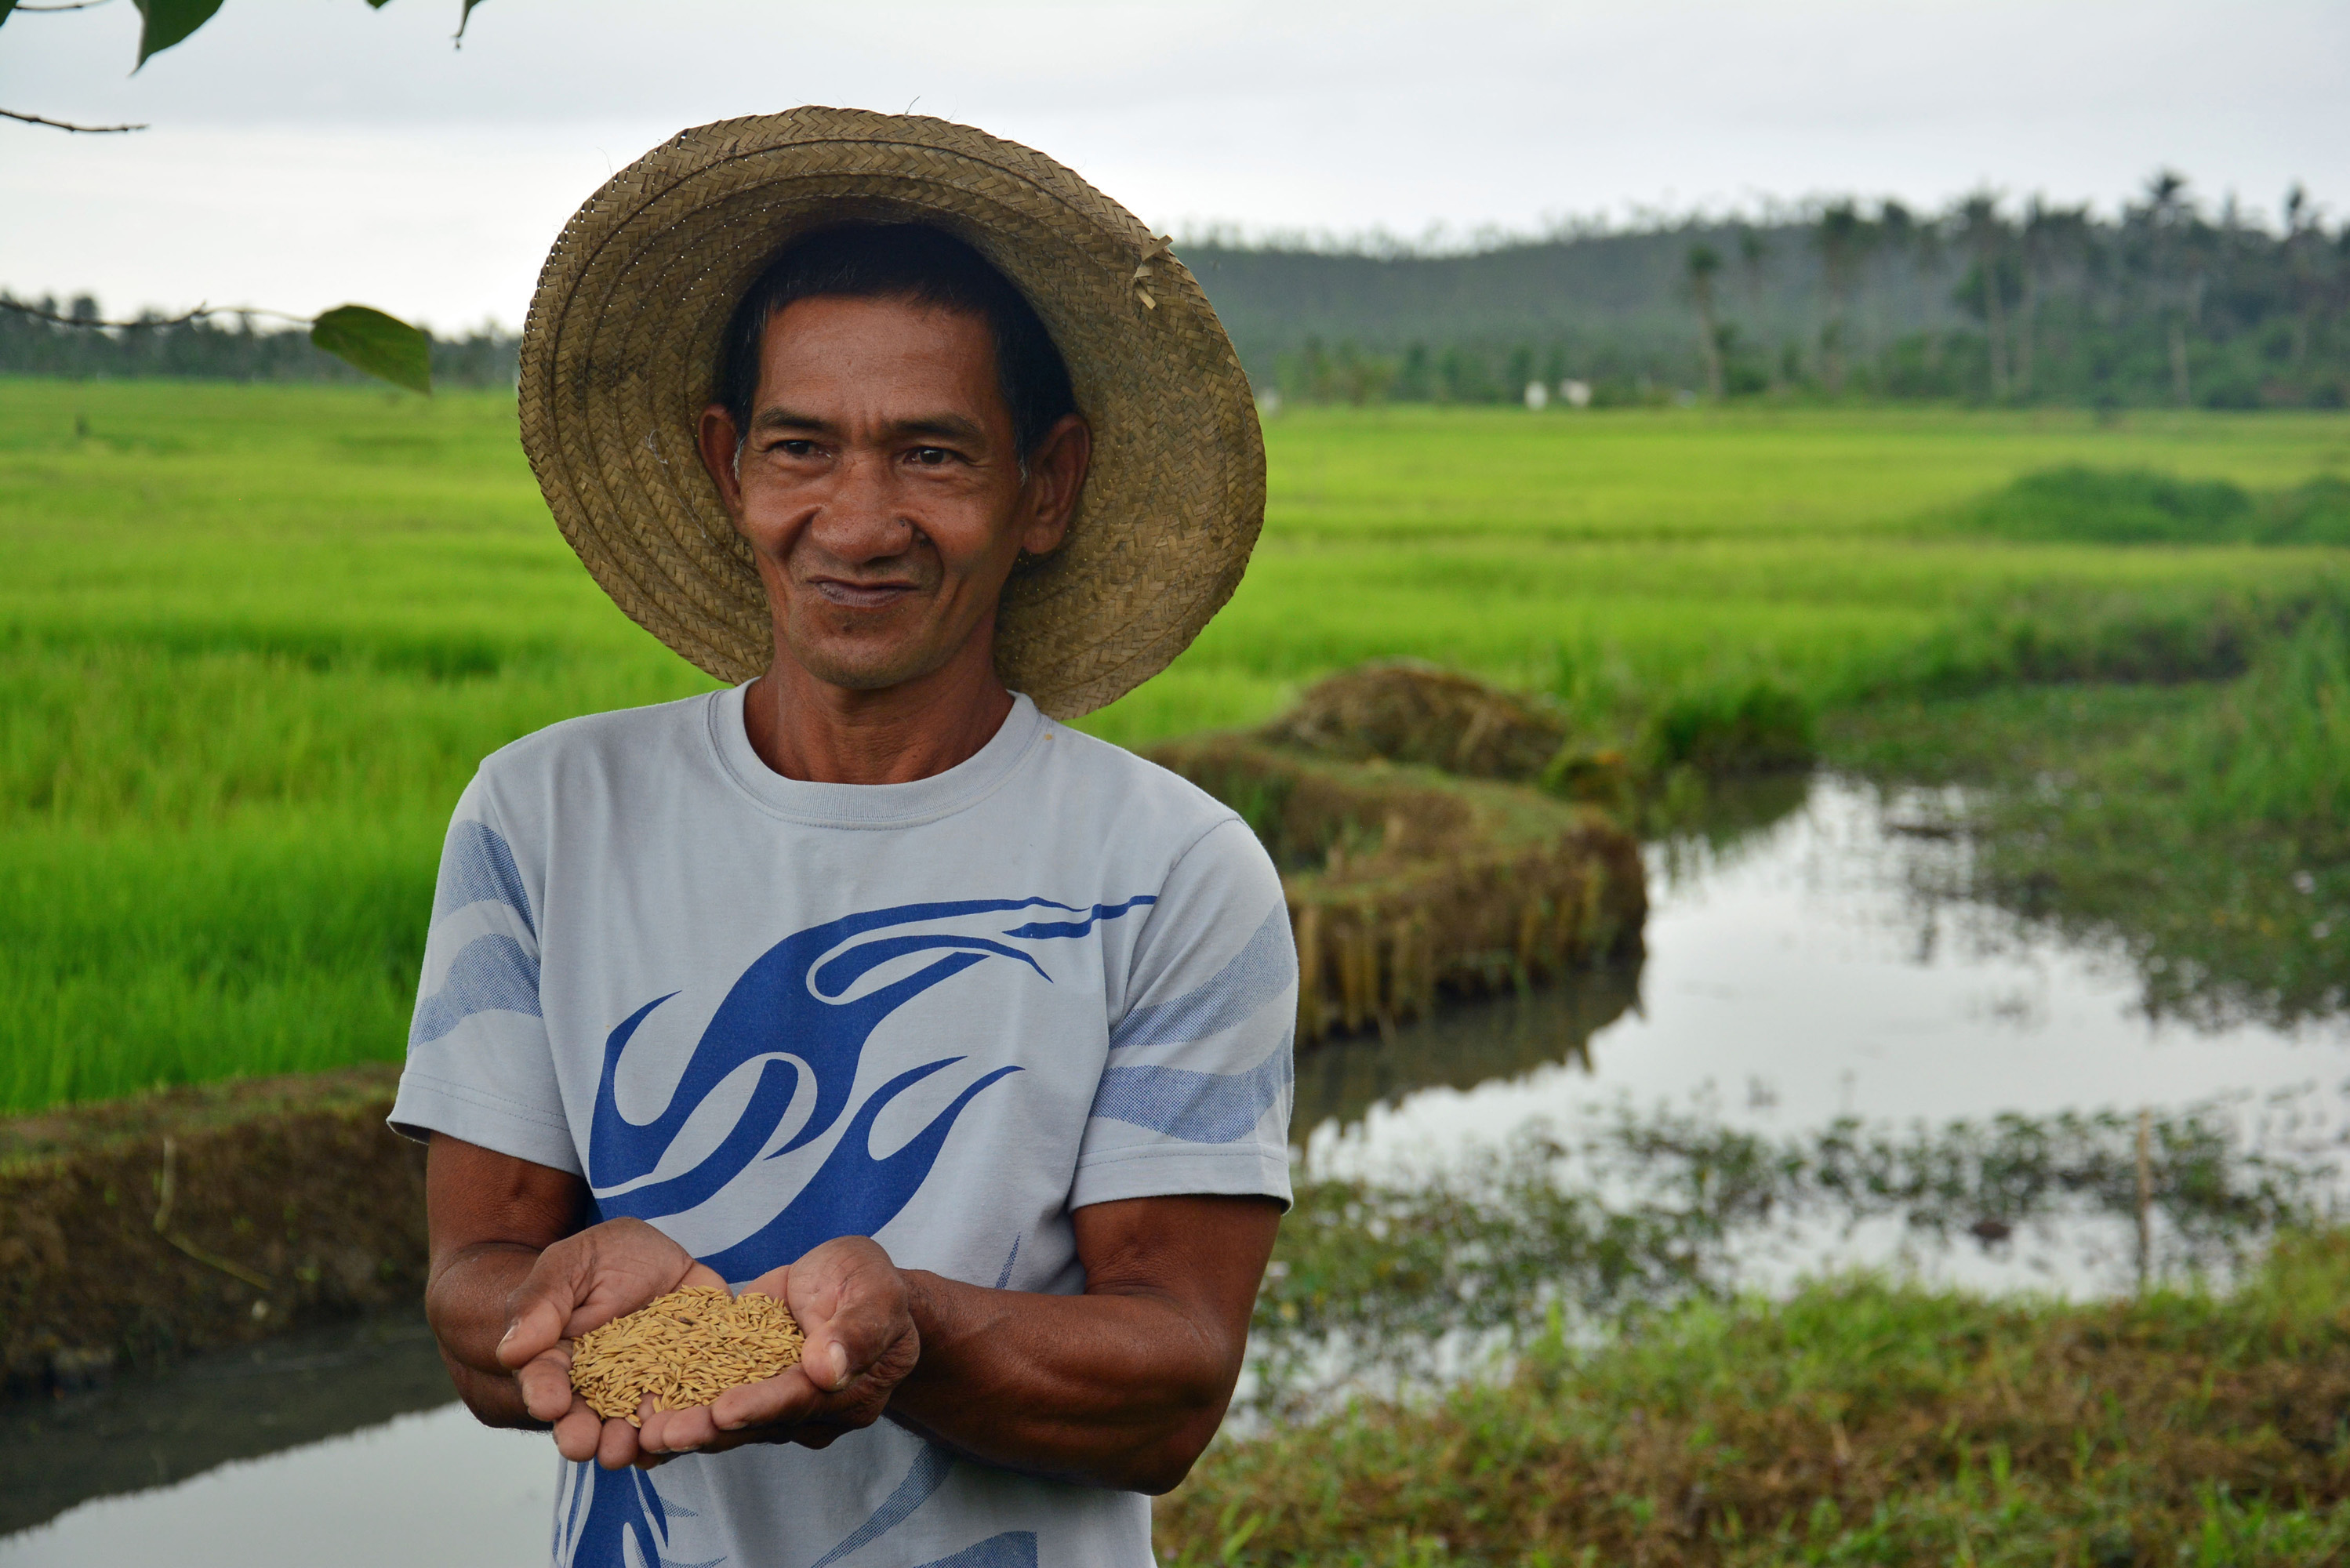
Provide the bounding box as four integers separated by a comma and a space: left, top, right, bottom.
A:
0, 1065, 427, 1394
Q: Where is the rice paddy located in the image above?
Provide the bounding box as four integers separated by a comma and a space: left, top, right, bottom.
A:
2, 378, 2347, 1111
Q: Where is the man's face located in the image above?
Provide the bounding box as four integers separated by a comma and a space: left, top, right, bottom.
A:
699, 295, 1081, 695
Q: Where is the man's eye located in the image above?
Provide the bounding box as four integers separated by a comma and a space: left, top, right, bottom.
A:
776, 439, 819, 458
910, 447, 952, 466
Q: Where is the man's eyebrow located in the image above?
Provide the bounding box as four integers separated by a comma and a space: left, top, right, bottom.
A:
884, 414, 990, 447
745, 409, 990, 448
748, 407, 835, 434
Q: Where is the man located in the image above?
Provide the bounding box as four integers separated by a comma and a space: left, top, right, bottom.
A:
390, 111, 1289, 1568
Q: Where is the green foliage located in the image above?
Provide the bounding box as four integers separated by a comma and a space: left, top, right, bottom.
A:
307, 304, 434, 395
94, 0, 484, 66
132, 0, 224, 67
1636, 678, 1814, 776
1960, 466, 2350, 546
2153, 608, 2350, 839
1965, 465, 2254, 543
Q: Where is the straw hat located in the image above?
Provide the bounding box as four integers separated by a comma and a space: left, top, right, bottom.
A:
517, 107, 1266, 720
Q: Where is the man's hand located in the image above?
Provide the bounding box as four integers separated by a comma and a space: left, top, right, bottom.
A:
496, 1216, 730, 1469
636, 1236, 921, 1461
427, 1136, 1280, 1493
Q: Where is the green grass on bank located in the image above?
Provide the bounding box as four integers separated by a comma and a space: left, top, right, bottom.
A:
1159, 1229, 2350, 1567
3, 380, 2348, 1109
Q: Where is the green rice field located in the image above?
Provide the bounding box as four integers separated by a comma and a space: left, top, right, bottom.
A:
3, 378, 2347, 1112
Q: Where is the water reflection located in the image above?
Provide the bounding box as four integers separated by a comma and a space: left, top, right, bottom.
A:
1300, 775, 2348, 1178
1293, 961, 1644, 1136
0, 1309, 457, 1539
0, 1399, 552, 1568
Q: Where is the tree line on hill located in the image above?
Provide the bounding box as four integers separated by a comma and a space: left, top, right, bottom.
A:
5, 171, 2343, 410
1190, 172, 2349, 411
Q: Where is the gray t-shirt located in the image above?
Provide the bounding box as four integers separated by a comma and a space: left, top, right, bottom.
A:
390, 687, 1295, 1568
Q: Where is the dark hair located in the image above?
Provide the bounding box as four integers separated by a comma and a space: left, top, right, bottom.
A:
714, 223, 1078, 459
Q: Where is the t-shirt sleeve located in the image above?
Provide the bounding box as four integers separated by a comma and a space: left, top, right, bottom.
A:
387, 773, 581, 1174
1071, 815, 1296, 1211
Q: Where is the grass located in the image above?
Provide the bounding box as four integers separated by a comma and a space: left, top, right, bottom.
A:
4, 380, 2349, 1109
1159, 1228, 2350, 1567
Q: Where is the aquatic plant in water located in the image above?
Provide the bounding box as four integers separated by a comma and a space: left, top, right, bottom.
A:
1247, 1087, 2348, 1417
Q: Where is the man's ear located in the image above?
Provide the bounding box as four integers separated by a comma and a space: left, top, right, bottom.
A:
1019, 413, 1091, 557
698, 404, 746, 520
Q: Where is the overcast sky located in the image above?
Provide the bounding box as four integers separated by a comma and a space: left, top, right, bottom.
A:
3, 0, 2345, 331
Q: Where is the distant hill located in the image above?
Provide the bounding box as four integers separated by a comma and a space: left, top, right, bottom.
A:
1182, 223, 1967, 393
8, 180, 2344, 410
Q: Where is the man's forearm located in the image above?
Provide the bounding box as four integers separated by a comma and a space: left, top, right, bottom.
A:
887, 1269, 1240, 1494
426, 1240, 547, 1429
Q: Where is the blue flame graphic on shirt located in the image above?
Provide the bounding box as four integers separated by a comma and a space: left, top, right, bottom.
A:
587, 895, 1150, 1279
562, 896, 1146, 1568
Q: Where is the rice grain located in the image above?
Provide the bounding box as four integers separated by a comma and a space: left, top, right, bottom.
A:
566, 1286, 805, 1425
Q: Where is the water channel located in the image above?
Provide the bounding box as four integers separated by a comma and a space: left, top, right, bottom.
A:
6, 777, 2344, 1563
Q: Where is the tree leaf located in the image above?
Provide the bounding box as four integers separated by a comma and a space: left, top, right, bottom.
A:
0, 3, 19, 37
457, 0, 487, 39
132, 0, 227, 68
310, 304, 432, 394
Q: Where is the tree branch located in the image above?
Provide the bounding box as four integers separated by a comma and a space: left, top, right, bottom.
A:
0, 106, 148, 132
0, 297, 316, 330
1, 298, 214, 329
15, 1, 122, 11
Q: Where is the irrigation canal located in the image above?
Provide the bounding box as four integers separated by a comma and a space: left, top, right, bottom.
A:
5, 777, 2343, 1563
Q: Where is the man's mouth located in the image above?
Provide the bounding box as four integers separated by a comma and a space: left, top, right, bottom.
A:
808, 579, 917, 610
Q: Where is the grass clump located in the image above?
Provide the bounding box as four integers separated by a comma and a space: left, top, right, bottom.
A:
1148, 735, 1644, 1041
1167, 1229, 2350, 1566
1262, 663, 1570, 782
1960, 466, 2350, 546
1635, 677, 1816, 777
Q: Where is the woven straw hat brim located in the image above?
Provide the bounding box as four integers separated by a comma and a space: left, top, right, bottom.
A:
517, 107, 1266, 720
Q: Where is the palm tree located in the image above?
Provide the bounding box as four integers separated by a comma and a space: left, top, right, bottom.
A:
2014, 198, 2085, 399
1736, 226, 1777, 391
1958, 194, 2013, 399
2143, 170, 2198, 407
1814, 201, 1872, 394
1872, 200, 1918, 376
1687, 242, 1727, 401
2282, 184, 2322, 372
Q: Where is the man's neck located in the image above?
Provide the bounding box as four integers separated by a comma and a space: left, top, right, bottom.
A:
739, 641, 1018, 787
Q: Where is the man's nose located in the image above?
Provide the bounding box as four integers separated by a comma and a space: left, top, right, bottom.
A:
808, 450, 914, 562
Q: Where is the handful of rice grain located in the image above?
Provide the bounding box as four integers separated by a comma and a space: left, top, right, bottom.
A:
567, 1285, 805, 1425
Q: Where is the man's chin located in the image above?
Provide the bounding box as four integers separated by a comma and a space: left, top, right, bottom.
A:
781, 641, 955, 696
